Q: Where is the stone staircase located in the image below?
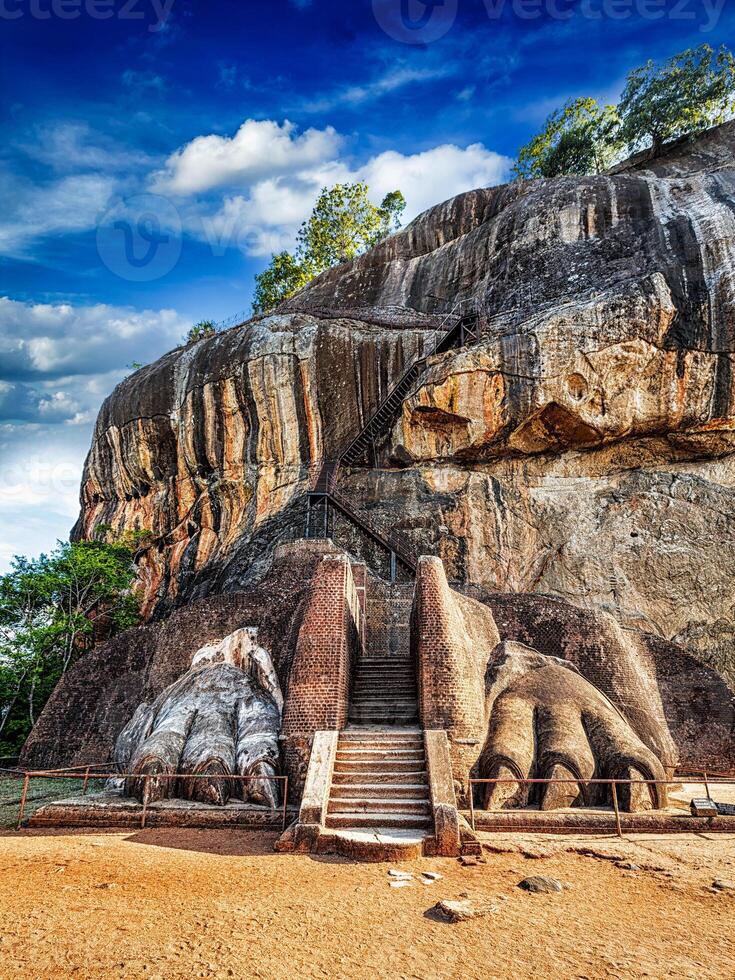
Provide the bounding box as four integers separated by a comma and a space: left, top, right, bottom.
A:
325, 730, 431, 831
348, 655, 419, 725
325, 580, 431, 833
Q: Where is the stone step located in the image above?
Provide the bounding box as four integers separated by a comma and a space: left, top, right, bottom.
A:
352, 687, 417, 696
338, 739, 424, 752
332, 769, 427, 785
348, 712, 419, 724
340, 728, 421, 738
334, 758, 425, 773
328, 798, 431, 815
336, 749, 425, 762
355, 662, 412, 667
325, 812, 432, 830
353, 669, 414, 677
329, 783, 429, 800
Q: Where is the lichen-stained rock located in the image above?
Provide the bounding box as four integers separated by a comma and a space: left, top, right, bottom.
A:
73, 315, 434, 614
69, 122, 735, 685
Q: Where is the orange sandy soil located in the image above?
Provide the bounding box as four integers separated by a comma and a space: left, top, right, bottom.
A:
0, 829, 733, 979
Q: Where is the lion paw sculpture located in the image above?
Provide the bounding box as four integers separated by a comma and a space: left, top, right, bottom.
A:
113, 627, 283, 807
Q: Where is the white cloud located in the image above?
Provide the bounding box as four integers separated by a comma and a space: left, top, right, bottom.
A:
303, 65, 454, 113
0, 298, 192, 568
152, 119, 343, 195
360, 143, 511, 221
0, 296, 188, 381
190, 136, 512, 257
0, 423, 89, 571
0, 172, 117, 256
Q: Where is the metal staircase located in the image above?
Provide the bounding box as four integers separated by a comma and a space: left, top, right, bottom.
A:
305, 300, 484, 579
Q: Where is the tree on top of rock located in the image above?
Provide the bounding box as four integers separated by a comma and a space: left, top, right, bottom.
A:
513, 98, 620, 179
618, 44, 735, 156
252, 182, 406, 314
515, 44, 735, 179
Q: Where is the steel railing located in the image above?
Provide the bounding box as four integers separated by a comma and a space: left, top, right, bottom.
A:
11, 768, 289, 832
467, 776, 735, 838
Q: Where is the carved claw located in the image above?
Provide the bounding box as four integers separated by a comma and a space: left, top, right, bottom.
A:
245, 760, 280, 809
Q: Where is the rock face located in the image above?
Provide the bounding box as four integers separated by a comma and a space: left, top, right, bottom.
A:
74, 314, 435, 616
31, 123, 735, 787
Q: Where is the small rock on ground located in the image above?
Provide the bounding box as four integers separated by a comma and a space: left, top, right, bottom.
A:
517, 876, 563, 894
432, 899, 496, 922
712, 879, 735, 892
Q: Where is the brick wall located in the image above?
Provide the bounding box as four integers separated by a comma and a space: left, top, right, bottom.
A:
282, 555, 365, 796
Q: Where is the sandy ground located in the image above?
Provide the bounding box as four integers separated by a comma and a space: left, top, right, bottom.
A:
0, 829, 733, 979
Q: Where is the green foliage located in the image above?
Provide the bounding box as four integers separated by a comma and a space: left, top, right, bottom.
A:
253, 182, 406, 314
186, 320, 217, 345
618, 44, 735, 154
515, 44, 735, 180
252, 250, 315, 315
0, 534, 142, 755
514, 98, 620, 179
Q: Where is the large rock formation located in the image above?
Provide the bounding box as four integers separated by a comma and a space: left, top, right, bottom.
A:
25, 124, 735, 802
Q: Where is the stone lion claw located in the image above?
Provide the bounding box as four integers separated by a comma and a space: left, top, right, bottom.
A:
115, 628, 283, 808
478, 642, 667, 812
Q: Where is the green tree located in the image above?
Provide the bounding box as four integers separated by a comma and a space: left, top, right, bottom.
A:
186, 320, 217, 345
618, 44, 735, 156
253, 182, 406, 314
0, 533, 142, 754
514, 98, 620, 179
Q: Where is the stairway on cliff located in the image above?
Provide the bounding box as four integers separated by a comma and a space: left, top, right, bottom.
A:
325, 581, 431, 834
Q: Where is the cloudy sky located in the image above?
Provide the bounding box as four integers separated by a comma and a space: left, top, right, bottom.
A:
1, 0, 733, 569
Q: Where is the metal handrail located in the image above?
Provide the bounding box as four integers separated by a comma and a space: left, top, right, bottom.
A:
13, 769, 290, 832
466, 776, 735, 838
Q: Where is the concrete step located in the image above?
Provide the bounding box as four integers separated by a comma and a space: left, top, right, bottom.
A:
325, 812, 432, 830
329, 783, 429, 800
332, 770, 427, 785
328, 798, 431, 815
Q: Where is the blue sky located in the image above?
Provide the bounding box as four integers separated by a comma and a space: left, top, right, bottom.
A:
1, 0, 734, 569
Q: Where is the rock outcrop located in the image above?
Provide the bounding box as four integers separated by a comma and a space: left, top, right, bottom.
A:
28, 123, 735, 787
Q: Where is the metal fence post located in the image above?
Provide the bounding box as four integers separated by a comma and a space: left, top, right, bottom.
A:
282, 777, 289, 832
82, 765, 91, 795
470, 780, 475, 832
611, 781, 623, 839
704, 771, 712, 801
16, 773, 30, 830
140, 775, 151, 829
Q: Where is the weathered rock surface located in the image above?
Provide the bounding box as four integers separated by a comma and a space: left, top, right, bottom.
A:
67, 123, 735, 681
74, 315, 435, 616
115, 628, 283, 807
34, 123, 735, 783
